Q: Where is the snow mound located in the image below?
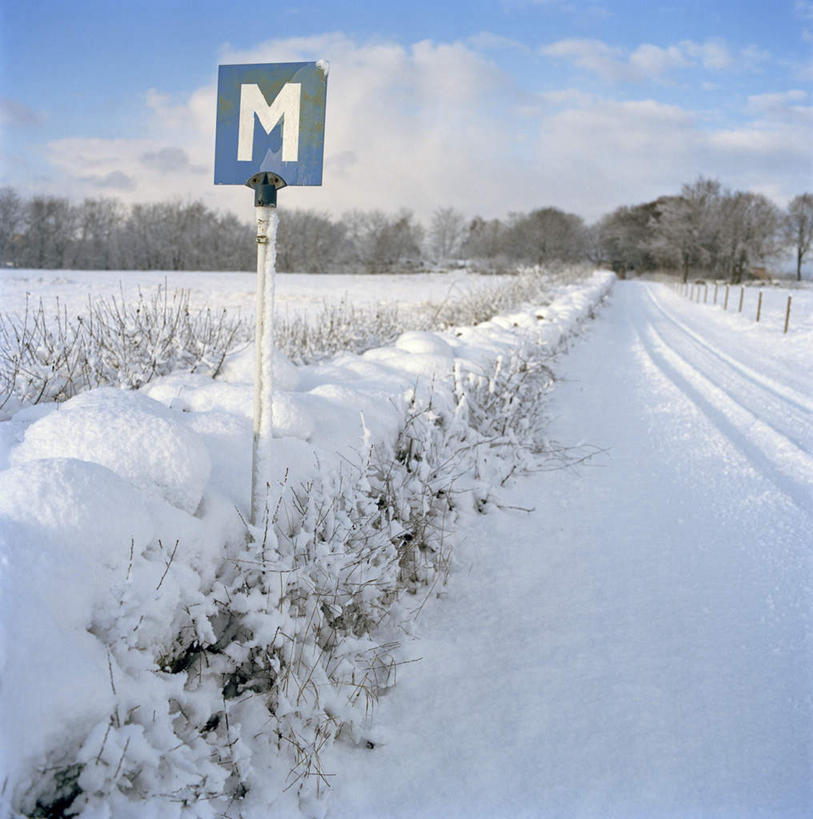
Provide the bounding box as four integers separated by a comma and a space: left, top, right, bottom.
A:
10, 387, 211, 513
219, 347, 300, 390
394, 330, 455, 357
0, 458, 154, 792
272, 392, 316, 440
0, 457, 154, 574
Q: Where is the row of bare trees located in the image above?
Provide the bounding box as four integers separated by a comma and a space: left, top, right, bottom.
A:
0, 189, 256, 272
596, 179, 812, 282
1, 181, 811, 280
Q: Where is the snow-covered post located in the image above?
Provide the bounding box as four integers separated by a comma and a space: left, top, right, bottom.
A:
248, 173, 282, 525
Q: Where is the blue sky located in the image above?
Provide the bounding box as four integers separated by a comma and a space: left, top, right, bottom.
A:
1, 0, 810, 222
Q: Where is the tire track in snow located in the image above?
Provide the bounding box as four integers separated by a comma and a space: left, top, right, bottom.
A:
645, 285, 813, 417
640, 312, 813, 457
635, 318, 813, 514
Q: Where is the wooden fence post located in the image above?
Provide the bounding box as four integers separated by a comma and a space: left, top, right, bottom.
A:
784, 296, 792, 334
714, 283, 718, 304
724, 285, 729, 310
738, 287, 744, 313
756, 291, 763, 322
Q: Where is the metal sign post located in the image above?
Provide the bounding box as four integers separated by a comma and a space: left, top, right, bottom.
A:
214, 61, 328, 525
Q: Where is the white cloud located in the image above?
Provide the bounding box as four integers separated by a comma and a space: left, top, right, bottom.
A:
795, 0, 813, 20
745, 89, 807, 114
628, 43, 689, 75
541, 36, 769, 82
740, 44, 771, 66
540, 37, 696, 81
36, 34, 811, 224
539, 39, 630, 80
680, 38, 732, 70
535, 97, 810, 214
466, 32, 530, 53
538, 88, 593, 106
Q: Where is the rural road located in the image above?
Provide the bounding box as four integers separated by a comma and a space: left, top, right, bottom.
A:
326, 281, 813, 818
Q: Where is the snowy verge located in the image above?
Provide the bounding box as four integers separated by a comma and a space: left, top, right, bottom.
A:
0, 271, 614, 817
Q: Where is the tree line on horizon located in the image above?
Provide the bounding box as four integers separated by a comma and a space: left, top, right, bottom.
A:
0, 180, 810, 282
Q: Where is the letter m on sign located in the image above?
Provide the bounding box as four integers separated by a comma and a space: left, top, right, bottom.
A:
214, 61, 327, 187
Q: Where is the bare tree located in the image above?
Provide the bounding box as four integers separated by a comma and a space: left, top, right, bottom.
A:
716, 191, 782, 283
427, 206, 465, 264
18, 196, 77, 269
209, 212, 255, 271
0, 187, 24, 265
650, 177, 722, 282
460, 217, 506, 262
596, 201, 660, 276
784, 193, 813, 281
503, 207, 588, 265
277, 209, 346, 273
342, 209, 423, 274
73, 197, 126, 269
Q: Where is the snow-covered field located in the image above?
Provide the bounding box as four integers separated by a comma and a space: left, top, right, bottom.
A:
0, 267, 614, 816
1, 271, 810, 817
0, 268, 512, 323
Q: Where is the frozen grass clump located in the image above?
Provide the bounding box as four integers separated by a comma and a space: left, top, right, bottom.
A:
0, 285, 251, 414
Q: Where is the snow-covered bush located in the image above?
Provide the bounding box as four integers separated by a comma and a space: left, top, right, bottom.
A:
0, 265, 585, 412
0, 285, 250, 413
10, 347, 559, 817
0, 271, 614, 817
274, 266, 581, 364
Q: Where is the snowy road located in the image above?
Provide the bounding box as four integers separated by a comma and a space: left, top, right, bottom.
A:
326, 281, 813, 818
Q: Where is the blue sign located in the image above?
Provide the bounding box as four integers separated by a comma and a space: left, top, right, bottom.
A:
214, 61, 327, 187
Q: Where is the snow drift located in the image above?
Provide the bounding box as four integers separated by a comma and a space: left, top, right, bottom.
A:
0, 271, 613, 816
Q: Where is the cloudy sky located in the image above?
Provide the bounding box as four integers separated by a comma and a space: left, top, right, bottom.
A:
1, 0, 810, 224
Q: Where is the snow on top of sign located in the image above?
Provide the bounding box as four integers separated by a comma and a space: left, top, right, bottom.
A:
316, 59, 330, 76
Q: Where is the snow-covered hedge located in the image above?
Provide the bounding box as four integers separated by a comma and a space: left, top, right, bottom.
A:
0, 287, 249, 413
0, 266, 592, 414
0, 271, 613, 817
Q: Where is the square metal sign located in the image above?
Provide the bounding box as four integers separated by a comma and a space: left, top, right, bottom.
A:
214, 61, 327, 187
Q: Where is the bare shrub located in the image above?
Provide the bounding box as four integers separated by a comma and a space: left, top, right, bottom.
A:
275, 266, 587, 364
0, 286, 251, 412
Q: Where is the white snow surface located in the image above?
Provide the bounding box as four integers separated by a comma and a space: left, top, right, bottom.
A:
0, 268, 512, 324
10, 388, 212, 513
325, 281, 813, 818
0, 270, 614, 814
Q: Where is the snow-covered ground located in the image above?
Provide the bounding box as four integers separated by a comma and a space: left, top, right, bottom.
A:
0, 268, 511, 323
325, 280, 813, 818
0, 269, 614, 816
2, 273, 810, 816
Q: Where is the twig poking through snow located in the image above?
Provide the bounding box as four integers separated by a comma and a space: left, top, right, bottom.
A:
155, 539, 180, 591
